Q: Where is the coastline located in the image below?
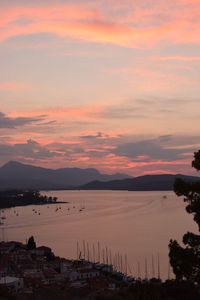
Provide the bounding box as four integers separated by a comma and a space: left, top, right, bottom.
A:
0, 239, 199, 300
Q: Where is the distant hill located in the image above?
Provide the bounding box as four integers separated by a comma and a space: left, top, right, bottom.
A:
0, 161, 132, 190
1, 161, 199, 191
78, 174, 200, 191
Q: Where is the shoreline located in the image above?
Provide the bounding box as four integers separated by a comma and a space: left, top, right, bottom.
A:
0, 239, 199, 300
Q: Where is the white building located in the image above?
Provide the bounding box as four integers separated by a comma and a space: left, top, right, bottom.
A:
60, 261, 72, 273
0, 276, 24, 293
68, 269, 100, 281
24, 270, 44, 279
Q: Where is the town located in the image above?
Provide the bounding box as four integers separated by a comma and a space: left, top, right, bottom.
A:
1, 238, 199, 300
0, 237, 134, 299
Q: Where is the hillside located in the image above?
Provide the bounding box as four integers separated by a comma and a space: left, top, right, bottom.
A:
78, 174, 200, 191
0, 161, 132, 190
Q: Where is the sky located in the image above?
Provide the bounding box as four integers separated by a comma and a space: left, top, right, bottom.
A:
0, 0, 200, 176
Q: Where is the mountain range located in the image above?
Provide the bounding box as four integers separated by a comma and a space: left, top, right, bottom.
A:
0, 161, 199, 191
0, 161, 132, 190
78, 174, 200, 191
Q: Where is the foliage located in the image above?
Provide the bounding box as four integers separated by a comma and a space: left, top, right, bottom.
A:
94, 281, 200, 300
27, 236, 36, 250
0, 190, 58, 209
169, 150, 200, 283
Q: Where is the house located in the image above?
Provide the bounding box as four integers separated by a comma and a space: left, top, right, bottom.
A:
0, 242, 15, 254
23, 270, 44, 279
0, 266, 8, 277
43, 268, 58, 279
60, 261, 72, 273
32, 246, 52, 256
70, 280, 88, 288
78, 269, 100, 280
0, 276, 24, 293
68, 268, 100, 281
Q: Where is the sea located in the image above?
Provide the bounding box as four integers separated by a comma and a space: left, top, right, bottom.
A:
0, 190, 197, 280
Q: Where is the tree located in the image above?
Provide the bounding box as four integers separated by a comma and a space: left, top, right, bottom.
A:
27, 236, 36, 250
169, 150, 200, 283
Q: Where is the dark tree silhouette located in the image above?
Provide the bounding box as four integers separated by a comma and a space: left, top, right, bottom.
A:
27, 236, 36, 250
169, 150, 200, 283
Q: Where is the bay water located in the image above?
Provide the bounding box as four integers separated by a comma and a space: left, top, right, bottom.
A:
1, 190, 197, 280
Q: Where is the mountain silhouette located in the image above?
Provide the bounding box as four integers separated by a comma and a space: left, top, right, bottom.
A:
0, 161, 132, 190
78, 174, 200, 191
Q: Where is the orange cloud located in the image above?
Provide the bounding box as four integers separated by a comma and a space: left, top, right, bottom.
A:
0, 1, 200, 47
0, 81, 29, 91
155, 56, 200, 61
127, 159, 190, 169
8, 106, 104, 120
113, 63, 200, 94
0, 3, 138, 46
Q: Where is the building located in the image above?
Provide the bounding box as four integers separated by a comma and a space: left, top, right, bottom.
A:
0, 276, 24, 293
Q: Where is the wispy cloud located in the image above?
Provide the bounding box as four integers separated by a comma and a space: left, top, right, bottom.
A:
155, 56, 200, 62
0, 112, 46, 128
111, 138, 195, 162
0, 133, 199, 176
0, 139, 61, 161
80, 132, 103, 139
0, 81, 30, 91
0, 1, 200, 48
8, 107, 103, 120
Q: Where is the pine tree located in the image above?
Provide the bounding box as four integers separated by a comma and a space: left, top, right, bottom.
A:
27, 236, 36, 250
169, 150, 200, 283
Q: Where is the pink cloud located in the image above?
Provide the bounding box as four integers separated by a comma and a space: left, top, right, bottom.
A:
8, 106, 104, 120
0, 133, 196, 176
155, 56, 200, 62
113, 64, 200, 93
0, 1, 200, 47
0, 81, 29, 91
127, 159, 191, 168
179, 152, 193, 157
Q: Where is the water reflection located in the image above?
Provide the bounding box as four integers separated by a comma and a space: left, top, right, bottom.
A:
1, 190, 197, 280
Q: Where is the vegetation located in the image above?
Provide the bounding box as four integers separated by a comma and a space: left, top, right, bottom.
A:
27, 236, 36, 250
95, 280, 200, 300
6, 281, 199, 300
169, 150, 200, 283
0, 190, 58, 209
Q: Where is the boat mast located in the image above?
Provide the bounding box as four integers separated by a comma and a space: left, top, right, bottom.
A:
152, 254, 155, 278
137, 261, 141, 279
109, 249, 112, 266
125, 254, 128, 275
97, 241, 100, 263
83, 240, 86, 260
105, 247, 108, 264
92, 243, 95, 262
77, 241, 79, 260
145, 257, 148, 279
120, 254, 123, 273
157, 253, 160, 279
87, 242, 90, 261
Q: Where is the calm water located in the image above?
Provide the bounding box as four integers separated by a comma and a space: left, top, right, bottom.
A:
1, 190, 197, 280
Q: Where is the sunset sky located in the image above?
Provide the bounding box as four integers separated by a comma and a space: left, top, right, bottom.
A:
0, 0, 200, 176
